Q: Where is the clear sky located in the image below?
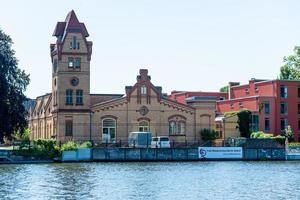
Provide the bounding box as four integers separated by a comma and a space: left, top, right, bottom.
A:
1, 0, 300, 98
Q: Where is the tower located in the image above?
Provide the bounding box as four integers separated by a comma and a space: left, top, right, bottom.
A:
50, 10, 93, 140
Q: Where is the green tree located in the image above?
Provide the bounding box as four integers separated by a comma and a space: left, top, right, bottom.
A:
281, 125, 294, 142
219, 85, 229, 92
0, 29, 30, 142
279, 46, 300, 80
237, 110, 251, 138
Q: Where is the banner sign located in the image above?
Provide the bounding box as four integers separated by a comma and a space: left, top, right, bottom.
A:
198, 147, 243, 159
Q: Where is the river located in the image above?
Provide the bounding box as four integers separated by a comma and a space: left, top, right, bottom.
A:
0, 161, 299, 200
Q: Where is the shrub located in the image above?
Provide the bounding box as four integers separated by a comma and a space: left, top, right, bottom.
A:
237, 110, 251, 138
289, 142, 300, 147
61, 141, 79, 151
281, 125, 294, 142
251, 131, 273, 138
271, 135, 286, 145
200, 129, 219, 141
80, 141, 92, 149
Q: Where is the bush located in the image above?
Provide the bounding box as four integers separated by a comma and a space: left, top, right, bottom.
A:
289, 142, 300, 147
200, 129, 219, 141
250, 131, 273, 138
271, 135, 286, 145
79, 141, 92, 149
15, 139, 60, 159
61, 141, 79, 151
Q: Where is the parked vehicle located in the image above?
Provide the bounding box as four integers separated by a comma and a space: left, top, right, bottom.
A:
128, 132, 152, 148
151, 136, 171, 148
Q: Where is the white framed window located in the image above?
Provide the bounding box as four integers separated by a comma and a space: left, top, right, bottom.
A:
141, 85, 147, 95
169, 121, 185, 135
102, 118, 116, 142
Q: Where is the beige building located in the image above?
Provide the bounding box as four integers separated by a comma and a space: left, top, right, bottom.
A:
27, 10, 216, 143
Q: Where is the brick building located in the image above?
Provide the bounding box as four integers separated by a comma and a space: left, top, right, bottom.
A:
217, 79, 300, 141
27, 10, 216, 142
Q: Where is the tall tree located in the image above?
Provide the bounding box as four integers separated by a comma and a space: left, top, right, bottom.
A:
279, 46, 300, 80
0, 29, 30, 142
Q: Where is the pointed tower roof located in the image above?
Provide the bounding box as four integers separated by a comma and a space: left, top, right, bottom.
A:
53, 10, 89, 37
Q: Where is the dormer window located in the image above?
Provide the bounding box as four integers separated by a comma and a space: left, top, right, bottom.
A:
141, 85, 147, 95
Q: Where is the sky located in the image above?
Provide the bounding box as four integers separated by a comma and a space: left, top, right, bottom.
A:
1, 0, 300, 98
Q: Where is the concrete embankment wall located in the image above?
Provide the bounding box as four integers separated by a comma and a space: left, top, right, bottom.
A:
92, 148, 199, 161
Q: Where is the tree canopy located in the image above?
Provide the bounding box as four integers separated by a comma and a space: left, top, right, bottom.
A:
219, 85, 229, 93
279, 46, 300, 80
0, 29, 30, 142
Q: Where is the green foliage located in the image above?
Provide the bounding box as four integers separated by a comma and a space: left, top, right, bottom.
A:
200, 129, 219, 141
80, 141, 92, 149
14, 128, 31, 150
224, 111, 238, 118
15, 139, 60, 159
279, 46, 300, 80
288, 142, 300, 147
237, 110, 251, 138
271, 135, 286, 145
281, 125, 294, 142
250, 131, 273, 138
219, 85, 229, 93
0, 29, 30, 142
61, 141, 79, 151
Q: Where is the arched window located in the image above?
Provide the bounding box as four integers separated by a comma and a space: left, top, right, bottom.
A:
139, 121, 149, 132
169, 121, 185, 135
168, 115, 186, 135
102, 118, 116, 142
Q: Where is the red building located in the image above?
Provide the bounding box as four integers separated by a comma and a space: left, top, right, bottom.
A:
216, 79, 300, 141
169, 91, 228, 104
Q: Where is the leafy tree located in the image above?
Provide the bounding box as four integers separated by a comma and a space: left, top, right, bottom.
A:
0, 29, 30, 142
219, 85, 229, 93
279, 46, 300, 80
281, 125, 294, 142
237, 110, 251, 138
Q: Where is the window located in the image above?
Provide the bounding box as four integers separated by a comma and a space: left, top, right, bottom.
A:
280, 102, 288, 114
102, 118, 116, 142
298, 87, 300, 98
280, 85, 288, 98
68, 57, 74, 68
250, 115, 259, 132
70, 36, 79, 49
298, 119, 300, 131
65, 120, 73, 136
139, 121, 149, 132
75, 58, 81, 68
280, 118, 288, 131
298, 103, 300, 115
76, 90, 83, 105
141, 85, 147, 95
53, 59, 58, 73
169, 121, 186, 135
264, 102, 270, 114
265, 118, 270, 132
65, 89, 73, 105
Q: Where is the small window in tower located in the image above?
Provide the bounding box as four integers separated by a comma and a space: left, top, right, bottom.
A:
72, 36, 77, 49
77, 42, 80, 49
141, 85, 147, 95
75, 58, 81, 68
68, 57, 74, 68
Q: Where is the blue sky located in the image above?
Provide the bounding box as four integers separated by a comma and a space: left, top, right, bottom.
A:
1, 0, 300, 98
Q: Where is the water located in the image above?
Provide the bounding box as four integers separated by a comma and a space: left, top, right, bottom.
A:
0, 161, 300, 200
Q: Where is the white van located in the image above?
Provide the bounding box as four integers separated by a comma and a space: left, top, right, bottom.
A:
151, 136, 171, 148
128, 132, 152, 148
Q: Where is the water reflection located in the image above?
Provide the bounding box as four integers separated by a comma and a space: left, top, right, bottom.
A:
0, 161, 300, 200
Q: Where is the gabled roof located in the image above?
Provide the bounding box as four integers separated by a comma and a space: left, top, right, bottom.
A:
53, 10, 89, 37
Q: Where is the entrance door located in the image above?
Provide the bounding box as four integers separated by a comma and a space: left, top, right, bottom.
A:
102, 118, 116, 142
